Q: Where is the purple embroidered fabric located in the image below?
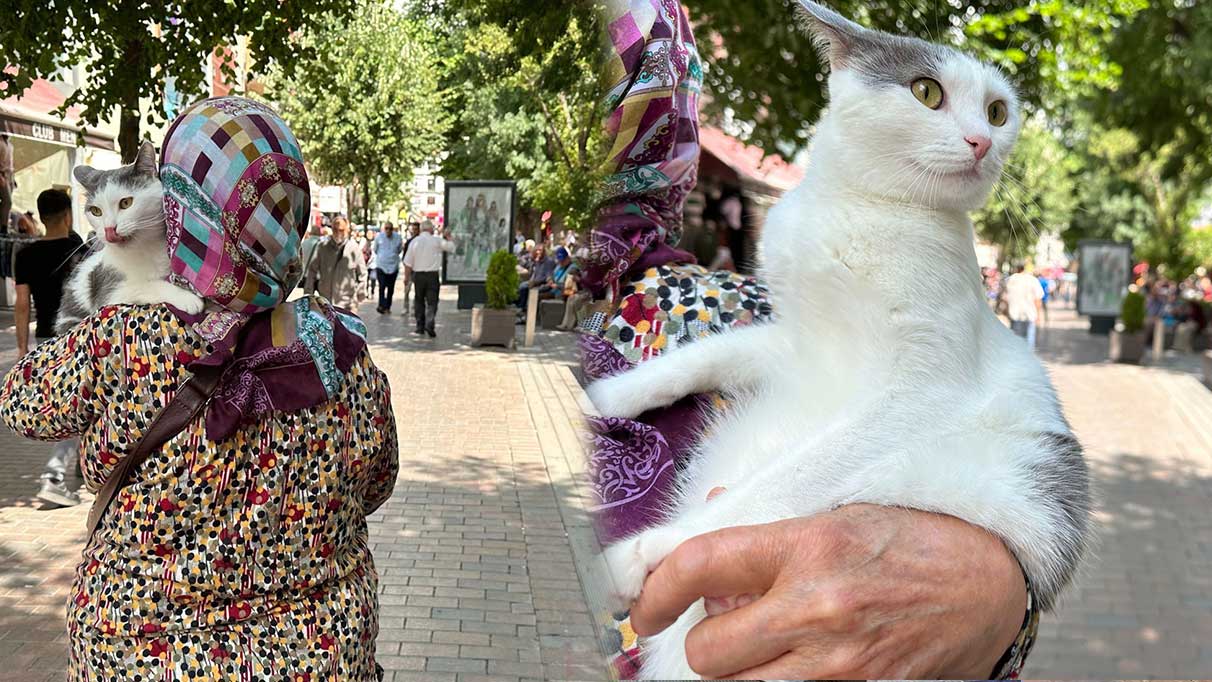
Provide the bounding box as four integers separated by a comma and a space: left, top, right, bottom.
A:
184, 304, 366, 442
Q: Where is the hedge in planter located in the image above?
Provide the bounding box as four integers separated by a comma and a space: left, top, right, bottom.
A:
485, 250, 520, 309
473, 250, 520, 347
1120, 290, 1146, 334
1110, 290, 1147, 363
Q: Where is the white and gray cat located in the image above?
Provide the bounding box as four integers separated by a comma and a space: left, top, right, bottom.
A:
586, 2, 1090, 678
56, 140, 203, 334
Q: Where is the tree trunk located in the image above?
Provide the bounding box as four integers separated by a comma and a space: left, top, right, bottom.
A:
363, 180, 371, 226
118, 108, 141, 163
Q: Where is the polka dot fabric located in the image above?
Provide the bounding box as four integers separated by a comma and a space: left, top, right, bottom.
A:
0, 304, 398, 681
600, 263, 772, 363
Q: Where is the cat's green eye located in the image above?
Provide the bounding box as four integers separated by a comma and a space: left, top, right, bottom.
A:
87, 206, 102, 217
118, 197, 134, 209
987, 100, 1008, 127
910, 77, 944, 110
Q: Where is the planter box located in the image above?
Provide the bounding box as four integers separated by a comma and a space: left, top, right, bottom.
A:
470, 305, 516, 348
1109, 327, 1145, 364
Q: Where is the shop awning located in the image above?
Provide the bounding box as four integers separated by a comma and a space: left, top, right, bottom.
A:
698, 126, 803, 194
1, 78, 116, 151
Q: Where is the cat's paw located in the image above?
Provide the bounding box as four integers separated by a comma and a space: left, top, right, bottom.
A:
586, 372, 655, 419
600, 527, 688, 612
165, 287, 205, 315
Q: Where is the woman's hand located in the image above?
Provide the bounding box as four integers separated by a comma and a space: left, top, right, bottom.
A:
628, 504, 1027, 679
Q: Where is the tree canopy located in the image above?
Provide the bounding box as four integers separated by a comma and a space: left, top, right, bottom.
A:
269, 2, 449, 224
413, 0, 606, 234
0, 0, 357, 161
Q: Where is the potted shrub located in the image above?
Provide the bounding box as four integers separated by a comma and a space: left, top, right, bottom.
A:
471, 250, 519, 348
1109, 290, 1146, 363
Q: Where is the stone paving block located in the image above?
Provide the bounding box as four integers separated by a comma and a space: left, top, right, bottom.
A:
432, 631, 491, 646
458, 645, 525, 661
486, 660, 546, 678
378, 656, 427, 671
385, 673, 457, 682
425, 657, 487, 674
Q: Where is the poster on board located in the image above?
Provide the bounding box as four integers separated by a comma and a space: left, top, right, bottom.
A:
443, 181, 516, 283
1076, 240, 1133, 318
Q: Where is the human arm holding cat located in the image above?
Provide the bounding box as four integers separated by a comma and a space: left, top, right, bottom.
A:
628, 505, 1029, 679
13, 284, 30, 357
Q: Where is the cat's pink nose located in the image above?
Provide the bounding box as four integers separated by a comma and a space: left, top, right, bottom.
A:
965, 135, 992, 161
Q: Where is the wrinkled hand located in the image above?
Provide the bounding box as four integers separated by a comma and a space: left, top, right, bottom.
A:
629, 504, 1026, 680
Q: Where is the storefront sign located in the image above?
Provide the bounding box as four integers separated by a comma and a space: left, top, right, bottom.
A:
0, 113, 115, 151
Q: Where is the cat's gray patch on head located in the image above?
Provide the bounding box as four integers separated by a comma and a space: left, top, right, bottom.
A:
795, 0, 949, 87
75, 141, 160, 196
849, 33, 950, 88
1027, 431, 1091, 612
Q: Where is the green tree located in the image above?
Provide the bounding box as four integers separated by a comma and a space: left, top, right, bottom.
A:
417, 1, 606, 233
972, 119, 1077, 262
1082, 0, 1212, 275
0, 0, 356, 161
270, 2, 449, 224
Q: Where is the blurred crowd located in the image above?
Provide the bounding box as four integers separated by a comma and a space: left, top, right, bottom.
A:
1137, 271, 1212, 350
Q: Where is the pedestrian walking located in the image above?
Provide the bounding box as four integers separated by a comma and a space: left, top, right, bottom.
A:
372, 221, 404, 314
362, 226, 377, 299
402, 220, 454, 338
1006, 264, 1045, 348
305, 214, 368, 310
401, 223, 421, 314
298, 221, 322, 290
0, 97, 398, 681
12, 188, 85, 507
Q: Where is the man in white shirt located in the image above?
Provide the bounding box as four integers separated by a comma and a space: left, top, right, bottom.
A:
402, 220, 456, 338
1004, 264, 1045, 349
372, 222, 404, 314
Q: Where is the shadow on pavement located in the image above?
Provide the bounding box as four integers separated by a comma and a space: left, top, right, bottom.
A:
1029, 451, 1212, 678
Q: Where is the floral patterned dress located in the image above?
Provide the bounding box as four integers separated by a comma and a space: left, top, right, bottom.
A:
1, 304, 398, 681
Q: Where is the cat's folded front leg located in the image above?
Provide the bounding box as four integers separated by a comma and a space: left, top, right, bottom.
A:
586, 323, 777, 418
131, 281, 205, 315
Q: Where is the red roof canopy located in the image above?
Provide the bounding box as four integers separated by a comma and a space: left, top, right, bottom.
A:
698, 126, 804, 193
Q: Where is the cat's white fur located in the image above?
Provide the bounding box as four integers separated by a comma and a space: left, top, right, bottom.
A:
586, 3, 1088, 678
67, 141, 203, 318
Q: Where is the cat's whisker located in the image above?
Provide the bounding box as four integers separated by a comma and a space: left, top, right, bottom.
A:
995, 177, 1042, 241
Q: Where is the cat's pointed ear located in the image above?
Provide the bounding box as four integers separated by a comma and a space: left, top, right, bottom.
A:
73, 165, 101, 191
794, 0, 867, 70
134, 140, 159, 178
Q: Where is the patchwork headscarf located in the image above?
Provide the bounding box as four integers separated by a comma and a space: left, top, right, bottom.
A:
160, 96, 367, 440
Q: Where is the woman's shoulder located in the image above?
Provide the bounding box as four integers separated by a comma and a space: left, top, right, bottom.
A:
79, 303, 205, 352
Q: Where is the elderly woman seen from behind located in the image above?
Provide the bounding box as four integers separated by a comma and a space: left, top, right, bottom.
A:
1, 97, 398, 681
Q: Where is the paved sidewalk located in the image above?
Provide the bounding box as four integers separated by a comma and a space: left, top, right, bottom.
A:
0, 288, 608, 682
